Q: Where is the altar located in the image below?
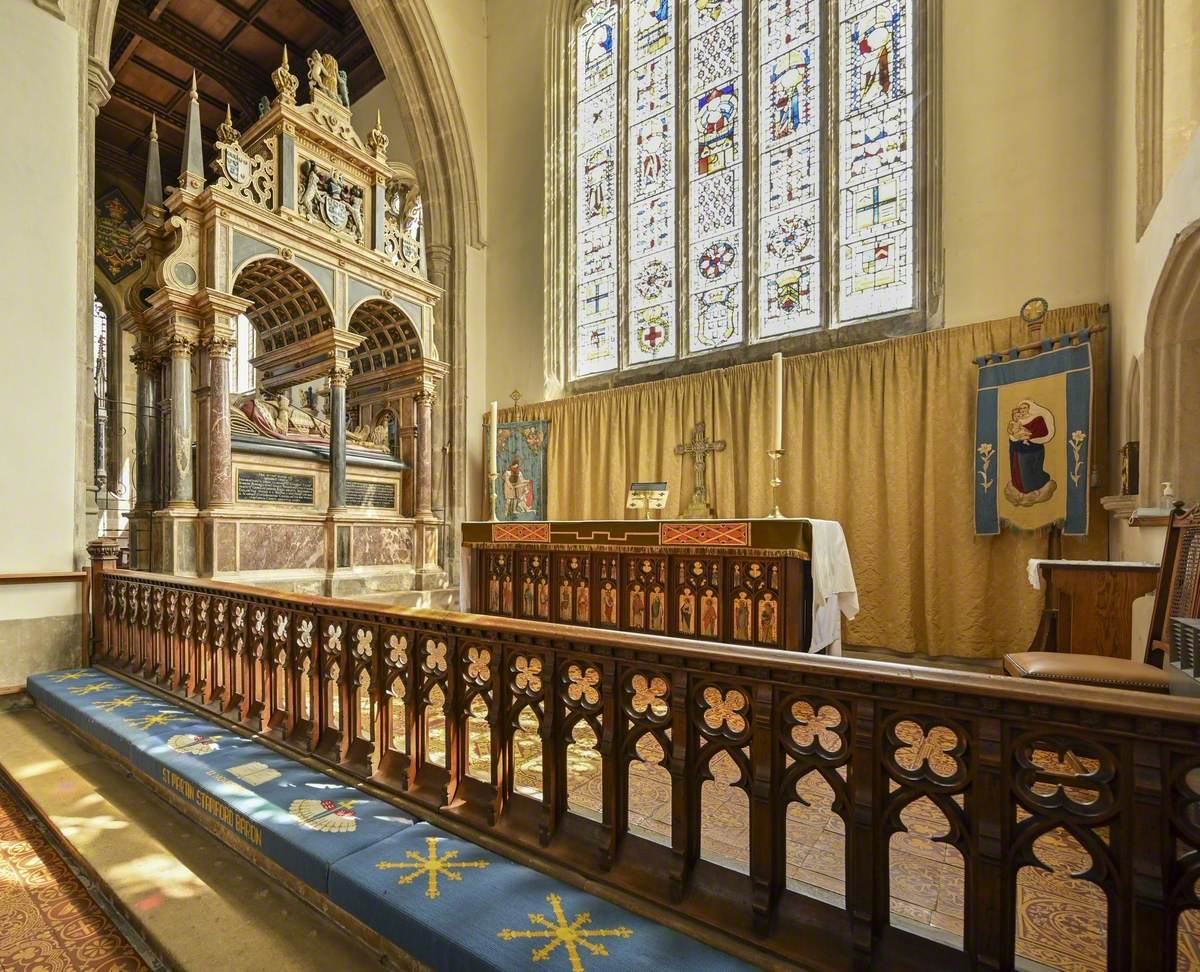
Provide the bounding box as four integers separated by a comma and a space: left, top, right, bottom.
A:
462, 519, 854, 653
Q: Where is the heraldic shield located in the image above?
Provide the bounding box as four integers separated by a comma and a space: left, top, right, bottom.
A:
974, 335, 1094, 536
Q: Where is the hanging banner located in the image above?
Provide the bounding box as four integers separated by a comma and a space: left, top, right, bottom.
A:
974, 335, 1093, 536
491, 420, 550, 521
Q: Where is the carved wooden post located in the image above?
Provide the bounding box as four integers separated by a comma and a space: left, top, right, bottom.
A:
749, 683, 779, 934
541, 652, 561, 847
668, 668, 694, 901
970, 715, 1010, 970
846, 698, 880, 962
86, 537, 120, 665
598, 658, 621, 870
1131, 739, 1170, 969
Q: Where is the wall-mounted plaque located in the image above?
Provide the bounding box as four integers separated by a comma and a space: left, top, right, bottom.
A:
346, 479, 397, 509
237, 469, 315, 505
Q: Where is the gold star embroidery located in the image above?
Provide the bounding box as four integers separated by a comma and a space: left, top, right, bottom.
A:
69, 682, 120, 696
92, 694, 146, 712
498, 894, 633, 972
49, 672, 89, 682
376, 836, 489, 898
124, 711, 191, 731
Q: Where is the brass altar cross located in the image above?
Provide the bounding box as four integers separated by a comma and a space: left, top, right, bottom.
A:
675, 421, 726, 519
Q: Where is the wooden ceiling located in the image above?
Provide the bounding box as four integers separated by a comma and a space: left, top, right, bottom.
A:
97, 0, 384, 189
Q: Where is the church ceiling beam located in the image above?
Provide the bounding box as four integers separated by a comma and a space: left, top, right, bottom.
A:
110, 30, 139, 75
289, 0, 342, 30
109, 83, 189, 136
209, 0, 288, 52
115, 5, 267, 113
125, 56, 233, 118
95, 140, 150, 186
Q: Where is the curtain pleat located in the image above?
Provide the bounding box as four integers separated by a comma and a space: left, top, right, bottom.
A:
501, 304, 1110, 657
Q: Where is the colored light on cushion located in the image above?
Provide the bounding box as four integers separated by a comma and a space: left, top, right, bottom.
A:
329, 822, 755, 972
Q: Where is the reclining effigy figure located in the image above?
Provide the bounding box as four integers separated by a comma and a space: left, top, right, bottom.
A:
232, 391, 387, 454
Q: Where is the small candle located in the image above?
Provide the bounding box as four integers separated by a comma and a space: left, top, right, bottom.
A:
489, 401, 498, 475
772, 352, 783, 453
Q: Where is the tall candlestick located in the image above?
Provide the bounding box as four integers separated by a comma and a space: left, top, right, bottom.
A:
772, 352, 783, 453
489, 401, 498, 475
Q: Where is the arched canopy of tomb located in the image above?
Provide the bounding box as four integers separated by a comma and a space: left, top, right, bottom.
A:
233, 257, 334, 354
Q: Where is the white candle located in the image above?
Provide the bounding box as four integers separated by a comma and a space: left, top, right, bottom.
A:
489, 400, 498, 475
772, 352, 783, 453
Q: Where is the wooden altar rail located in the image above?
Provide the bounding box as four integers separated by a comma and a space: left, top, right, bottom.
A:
84, 560, 1200, 972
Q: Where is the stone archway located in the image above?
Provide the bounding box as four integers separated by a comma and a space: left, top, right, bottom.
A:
76, 0, 479, 580
1141, 218, 1200, 505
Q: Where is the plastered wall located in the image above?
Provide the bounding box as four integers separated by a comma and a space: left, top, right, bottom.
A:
1107, 0, 1200, 562
0, 2, 83, 684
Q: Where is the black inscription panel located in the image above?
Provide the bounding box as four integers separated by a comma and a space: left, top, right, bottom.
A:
346, 479, 397, 510
237, 470, 315, 505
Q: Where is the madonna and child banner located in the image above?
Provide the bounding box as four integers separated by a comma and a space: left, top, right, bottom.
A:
974, 334, 1094, 536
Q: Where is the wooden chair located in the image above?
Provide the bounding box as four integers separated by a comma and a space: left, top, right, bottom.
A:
1004, 503, 1200, 693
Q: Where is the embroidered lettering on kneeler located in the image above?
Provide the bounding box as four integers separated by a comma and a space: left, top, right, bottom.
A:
161, 766, 264, 847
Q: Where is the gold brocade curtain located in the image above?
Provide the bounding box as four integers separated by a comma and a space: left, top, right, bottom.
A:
502, 304, 1109, 658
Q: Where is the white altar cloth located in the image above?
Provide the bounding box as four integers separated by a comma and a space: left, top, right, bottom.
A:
802, 518, 859, 655
1025, 558, 1158, 590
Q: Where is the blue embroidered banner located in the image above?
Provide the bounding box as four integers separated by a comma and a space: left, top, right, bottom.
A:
974, 335, 1093, 536
492, 420, 550, 521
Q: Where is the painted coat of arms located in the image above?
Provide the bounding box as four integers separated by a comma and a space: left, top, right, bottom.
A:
94, 188, 140, 283
491, 420, 550, 522
974, 336, 1093, 535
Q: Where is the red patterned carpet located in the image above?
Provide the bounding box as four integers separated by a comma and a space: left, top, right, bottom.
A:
0, 781, 148, 971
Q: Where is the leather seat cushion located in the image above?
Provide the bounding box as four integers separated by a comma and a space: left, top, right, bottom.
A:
1003, 651, 1170, 693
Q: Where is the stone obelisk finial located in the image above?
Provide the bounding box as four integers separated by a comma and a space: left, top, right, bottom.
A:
179, 71, 205, 191
143, 114, 164, 210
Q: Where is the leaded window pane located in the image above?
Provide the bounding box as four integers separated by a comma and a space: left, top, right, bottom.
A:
575, 0, 620, 376
837, 0, 915, 321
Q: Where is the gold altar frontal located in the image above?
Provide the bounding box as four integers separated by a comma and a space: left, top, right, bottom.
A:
461, 519, 813, 651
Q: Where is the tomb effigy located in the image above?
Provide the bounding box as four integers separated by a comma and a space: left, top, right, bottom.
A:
123, 50, 446, 597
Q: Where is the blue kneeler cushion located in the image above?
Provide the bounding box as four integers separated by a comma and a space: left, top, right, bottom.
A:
28, 669, 754, 971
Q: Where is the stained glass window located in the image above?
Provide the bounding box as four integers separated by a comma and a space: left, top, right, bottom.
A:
628, 0, 678, 365
575, 0, 620, 377
837, 0, 914, 320
568, 0, 924, 380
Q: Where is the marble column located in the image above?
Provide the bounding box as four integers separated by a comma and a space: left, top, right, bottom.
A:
328, 363, 350, 510
206, 338, 234, 507
132, 348, 158, 510
414, 384, 437, 518
168, 336, 196, 508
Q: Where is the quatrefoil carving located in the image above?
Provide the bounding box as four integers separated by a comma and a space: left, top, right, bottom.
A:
325, 623, 343, 651
630, 673, 669, 718
274, 615, 289, 641
353, 628, 374, 659
789, 700, 845, 756
888, 719, 964, 783
386, 633, 407, 666
466, 646, 491, 682
296, 618, 313, 649
701, 686, 748, 735
425, 639, 448, 673
566, 664, 600, 706
513, 655, 543, 694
